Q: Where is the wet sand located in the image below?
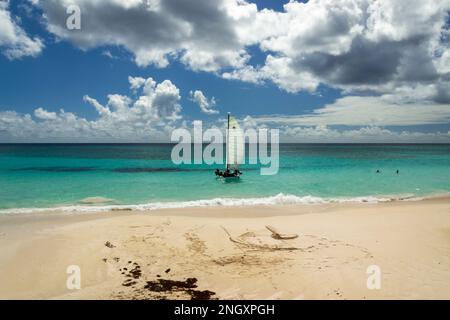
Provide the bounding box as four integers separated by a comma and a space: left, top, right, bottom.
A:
0, 199, 449, 300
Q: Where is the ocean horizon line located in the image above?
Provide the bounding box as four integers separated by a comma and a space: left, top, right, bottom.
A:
1, 142, 450, 145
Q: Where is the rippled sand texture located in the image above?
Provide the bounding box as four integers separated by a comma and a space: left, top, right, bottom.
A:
0, 199, 449, 299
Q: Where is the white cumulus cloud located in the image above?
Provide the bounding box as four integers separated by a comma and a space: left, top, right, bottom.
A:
280, 125, 450, 143
25, 0, 450, 97
189, 90, 219, 115
34, 107, 57, 120
0, 0, 44, 59
34, 0, 257, 71
29, 0, 450, 102
254, 93, 450, 127
0, 75, 183, 142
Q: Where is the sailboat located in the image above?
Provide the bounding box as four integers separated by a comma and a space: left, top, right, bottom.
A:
215, 113, 244, 180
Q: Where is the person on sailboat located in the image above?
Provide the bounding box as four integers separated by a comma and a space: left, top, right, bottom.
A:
215, 113, 243, 179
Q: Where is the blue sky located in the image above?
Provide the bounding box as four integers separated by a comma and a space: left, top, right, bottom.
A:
0, 0, 449, 142
1, 0, 338, 121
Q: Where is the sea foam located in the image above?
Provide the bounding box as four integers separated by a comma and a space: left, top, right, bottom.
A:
0, 192, 447, 215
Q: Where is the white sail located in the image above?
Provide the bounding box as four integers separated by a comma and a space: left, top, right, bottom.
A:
226, 115, 244, 170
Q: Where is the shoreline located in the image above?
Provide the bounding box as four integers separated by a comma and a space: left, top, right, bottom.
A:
0, 199, 449, 299
1, 191, 449, 216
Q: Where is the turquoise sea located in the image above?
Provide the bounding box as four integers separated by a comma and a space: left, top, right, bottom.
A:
0, 144, 450, 213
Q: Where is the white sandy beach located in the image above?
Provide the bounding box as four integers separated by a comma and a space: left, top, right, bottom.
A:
0, 199, 449, 300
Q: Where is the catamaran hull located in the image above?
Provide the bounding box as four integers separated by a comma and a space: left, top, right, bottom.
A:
217, 175, 241, 181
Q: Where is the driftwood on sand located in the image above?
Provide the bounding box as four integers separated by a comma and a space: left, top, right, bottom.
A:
220, 226, 300, 251
265, 225, 299, 240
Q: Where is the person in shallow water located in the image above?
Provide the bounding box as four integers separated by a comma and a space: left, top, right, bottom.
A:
396, 170, 399, 174
376, 169, 381, 173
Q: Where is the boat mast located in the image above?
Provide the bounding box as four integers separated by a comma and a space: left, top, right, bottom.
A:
226, 112, 230, 171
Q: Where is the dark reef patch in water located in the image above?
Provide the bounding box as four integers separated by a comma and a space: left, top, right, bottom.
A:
12, 166, 263, 174
14, 166, 96, 172
113, 167, 260, 173
113, 167, 189, 173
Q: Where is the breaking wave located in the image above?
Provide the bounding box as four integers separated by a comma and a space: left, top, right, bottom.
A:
0, 192, 448, 215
